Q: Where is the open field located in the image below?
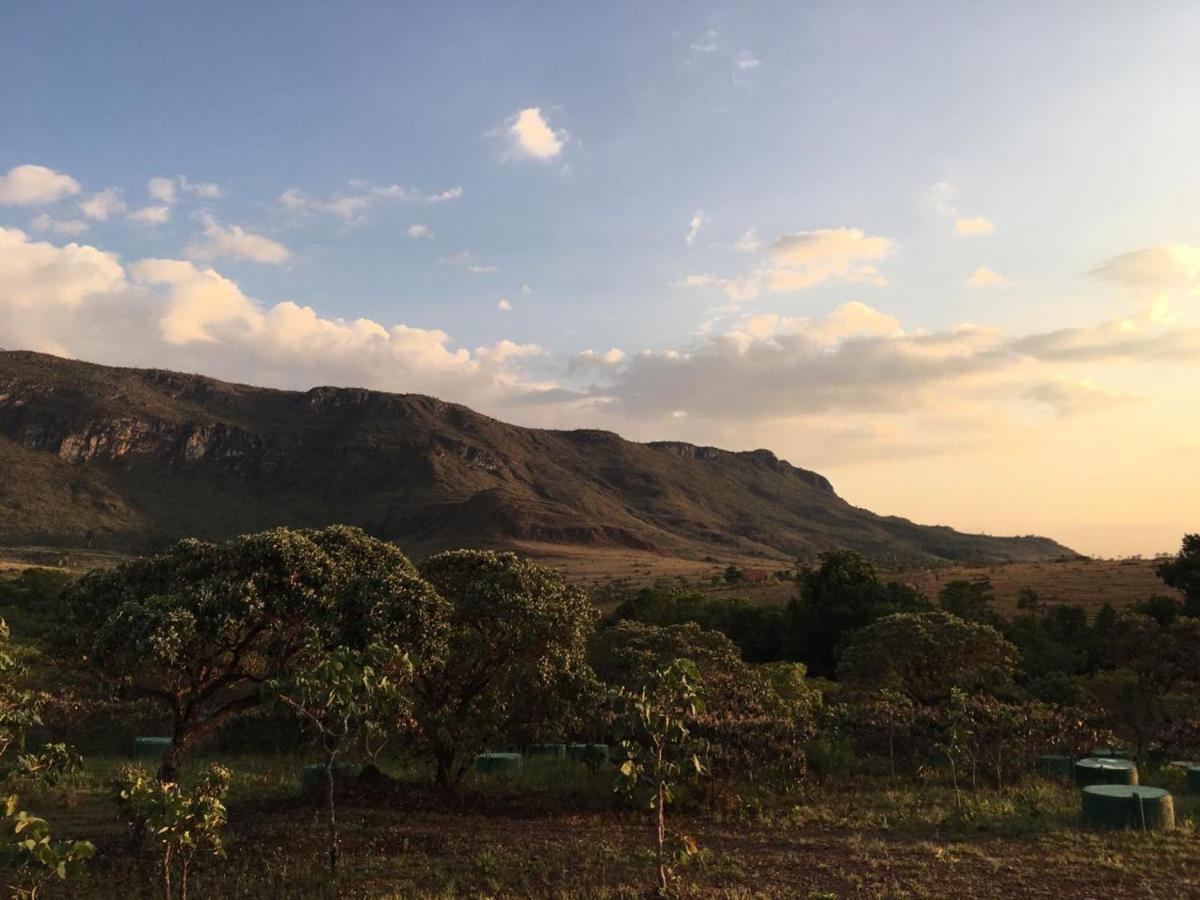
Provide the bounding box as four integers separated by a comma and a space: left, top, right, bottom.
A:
21, 753, 1200, 898
516, 544, 1170, 616
0, 543, 1168, 618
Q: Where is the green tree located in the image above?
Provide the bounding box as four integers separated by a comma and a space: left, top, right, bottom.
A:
837, 611, 1017, 705
592, 622, 819, 783
939, 578, 998, 624
611, 659, 707, 897
0, 618, 92, 898
1156, 534, 1200, 614
412, 551, 598, 788
114, 763, 230, 900
269, 643, 411, 875
787, 551, 929, 677
57, 526, 443, 781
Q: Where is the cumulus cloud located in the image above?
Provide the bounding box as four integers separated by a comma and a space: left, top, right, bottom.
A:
689, 31, 720, 52
148, 177, 176, 205
179, 176, 223, 199
280, 182, 462, 223
1089, 244, 1200, 292
503, 107, 566, 160
31, 213, 89, 236
128, 205, 171, 225
0, 164, 81, 206
497, 298, 512, 311
0, 227, 124, 310
967, 266, 1009, 287
185, 215, 291, 265
569, 347, 626, 373
674, 227, 892, 305
79, 188, 126, 222
735, 51, 761, 69
406, 223, 433, 239
955, 216, 994, 236
685, 211, 709, 246
0, 229, 547, 406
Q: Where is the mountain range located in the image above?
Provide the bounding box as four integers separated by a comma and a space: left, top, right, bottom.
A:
0, 351, 1073, 564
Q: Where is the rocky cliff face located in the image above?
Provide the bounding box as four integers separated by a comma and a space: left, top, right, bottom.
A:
0, 350, 1075, 563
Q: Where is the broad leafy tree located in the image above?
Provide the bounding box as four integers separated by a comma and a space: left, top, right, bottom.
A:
56, 526, 444, 781
787, 551, 929, 677
1156, 533, 1200, 614
412, 551, 598, 788
837, 611, 1017, 705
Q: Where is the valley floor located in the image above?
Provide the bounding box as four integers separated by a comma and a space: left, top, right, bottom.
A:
25, 754, 1200, 898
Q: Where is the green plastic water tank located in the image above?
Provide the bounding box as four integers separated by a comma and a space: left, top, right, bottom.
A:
1090, 747, 1132, 760
1187, 766, 1200, 795
528, 744, 567, 759
1075, 757, 1138, 787
1081, 785, 1173, 830
133, 737, 172, 760
473, 752, 523, 775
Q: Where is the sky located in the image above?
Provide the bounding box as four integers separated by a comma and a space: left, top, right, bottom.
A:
3, 1, 1200, 558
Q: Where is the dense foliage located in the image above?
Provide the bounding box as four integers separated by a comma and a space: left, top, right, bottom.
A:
413, 550, 598, 787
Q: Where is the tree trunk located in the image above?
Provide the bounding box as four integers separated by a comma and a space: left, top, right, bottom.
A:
326, 753, 339, 875
656, 778, 667, 895
158, 726, 194, 784
656, 742, 667, 896
162, 844, 172, 900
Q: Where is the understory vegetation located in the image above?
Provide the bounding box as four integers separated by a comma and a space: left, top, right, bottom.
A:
0, 529, 1199, 897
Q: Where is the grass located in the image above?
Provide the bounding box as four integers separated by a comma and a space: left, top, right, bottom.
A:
13, 751, 1200, 898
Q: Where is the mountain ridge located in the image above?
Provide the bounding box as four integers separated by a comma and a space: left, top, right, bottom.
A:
0, 350, 1073, 564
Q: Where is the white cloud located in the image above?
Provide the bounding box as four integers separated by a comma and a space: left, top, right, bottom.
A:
185, 215, 291, 265
674, 227, 892, 305
0, 165, 81, 206
1089, 244, 1200, 292
406, 224, 433, 239
79, 188, 127, 222
954, 216, 994, 236
735, 51, 761, 69
0, 230, 547, 406
735, 229, 759, 252
280, 182, 461, 223
178, 176, 223, 199
439, 249, 496, 274
930, 181, 957, 216
569, 348, 626, 373
690, 30, 720, 52
967, 266, 1009, 287
31, 213, 89, 236
128, 205, 171, 225
685, 211, 709, 246
148, 177, 176, 205
504, 107, 566, 160
521, 284, 533, 296
497, 298, 512, 311
0, 227, 124, 310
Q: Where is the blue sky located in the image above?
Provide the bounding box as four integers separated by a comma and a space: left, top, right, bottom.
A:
4, 2, 1200, 555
